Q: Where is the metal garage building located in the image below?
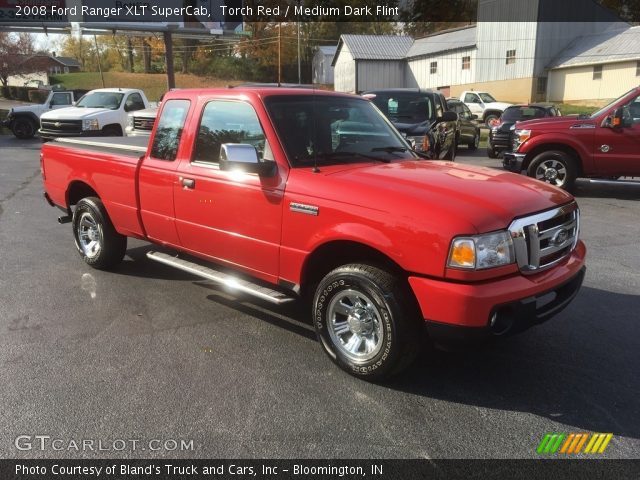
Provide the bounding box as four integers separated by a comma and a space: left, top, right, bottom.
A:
331, 0, 631, 104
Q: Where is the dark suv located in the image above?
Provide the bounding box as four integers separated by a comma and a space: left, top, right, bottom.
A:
363, 89, 458, 160
488, 104, 560, 158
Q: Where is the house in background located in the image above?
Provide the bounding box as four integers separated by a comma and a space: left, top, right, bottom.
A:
5, 53, 82, 87
331, 0, 631, 104
547, 26, 640, 104
312, 46, 337, 85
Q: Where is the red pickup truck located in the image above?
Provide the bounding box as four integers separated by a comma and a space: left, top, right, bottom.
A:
503, 87, 640, 190
42, 88, 586, 379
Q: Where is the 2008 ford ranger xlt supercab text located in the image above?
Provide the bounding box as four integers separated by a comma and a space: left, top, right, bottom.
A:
41, 88, 586, 380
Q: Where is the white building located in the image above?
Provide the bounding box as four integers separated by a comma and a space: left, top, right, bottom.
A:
312, 46, 337, 85
331, 0, 631, 104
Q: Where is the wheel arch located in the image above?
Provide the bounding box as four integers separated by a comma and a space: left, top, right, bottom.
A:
482, 110, 502, 121
523, 143, 583, 175
66, 180, 100, 208
300, 240, 407, 297
11, 112, 39, 125
102, 123, 123, 135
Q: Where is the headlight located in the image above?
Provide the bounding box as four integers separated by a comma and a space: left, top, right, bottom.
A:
409, 135, 430, 152
513, 129, 531, 151
448, 231, 515, 270
82, 119, 99, 131
127, 116, 134, 128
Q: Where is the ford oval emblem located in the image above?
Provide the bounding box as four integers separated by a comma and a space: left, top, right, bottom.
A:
551, 228, 569, 247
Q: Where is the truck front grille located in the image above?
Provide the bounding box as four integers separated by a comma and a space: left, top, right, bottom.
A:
508, 202, 579, 274
41, 119, 82, 134
133, 117, 155, 131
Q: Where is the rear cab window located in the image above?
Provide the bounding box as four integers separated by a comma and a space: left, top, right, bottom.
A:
150, 99, 191, 161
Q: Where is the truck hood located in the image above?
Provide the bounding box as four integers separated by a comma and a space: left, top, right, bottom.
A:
485, 102, 512, 111
515, 116, 593, 130
41, 107, 114, 120
11, 105, 43, 114
321, 160, 573, 233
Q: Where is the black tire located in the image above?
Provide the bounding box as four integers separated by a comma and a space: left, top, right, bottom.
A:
443, 141, 456, 161
468, 129, 480, 151
312, 264, 422, 380
102, 126, 122, 136
484, 113, 499, 127
487, 146, 498, 159
526, 150, 577, 191
72, 197, 127, 269
12, 117, 36, 139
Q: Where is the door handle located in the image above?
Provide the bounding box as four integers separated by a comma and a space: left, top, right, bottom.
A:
181, 177, 196, 189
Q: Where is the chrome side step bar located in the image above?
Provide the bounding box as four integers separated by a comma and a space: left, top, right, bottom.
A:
146, 251, 295, 305
584, 178, 640, 187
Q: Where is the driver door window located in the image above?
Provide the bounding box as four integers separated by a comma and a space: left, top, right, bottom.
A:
125, 93, 145, 112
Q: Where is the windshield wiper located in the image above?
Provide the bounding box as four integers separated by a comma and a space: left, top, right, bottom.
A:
315, 151, 390, 163
371, 146, 408, 153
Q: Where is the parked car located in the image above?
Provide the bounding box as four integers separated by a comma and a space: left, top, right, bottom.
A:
42, 87, 586, 380
503, 86, 640, 190
125, 107, 157, 137
487, 104, 561, 158
363, 88, 458, 160
446, 98, 481, 150
39, 88, 150, 140
2, 89, 87, 139
460, 90, 512, 127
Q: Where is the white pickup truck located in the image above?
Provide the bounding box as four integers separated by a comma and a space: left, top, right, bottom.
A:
39, 88, 149, 140
2, 89, 86, 139
460, 91, 512, 127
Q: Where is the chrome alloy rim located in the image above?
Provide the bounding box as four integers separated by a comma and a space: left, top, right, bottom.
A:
535, 159, 567, 187
327, 289, 384, 364
474, 133, 480, 148
77, 212, 102, 259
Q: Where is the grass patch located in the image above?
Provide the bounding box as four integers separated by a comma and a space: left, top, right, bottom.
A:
556, 103, 599, 116
50, 72, 244, 102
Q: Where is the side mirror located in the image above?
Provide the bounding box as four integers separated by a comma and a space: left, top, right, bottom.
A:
611, 108, 624, 128
438, 111, 458, 122
219, 144, 274, 176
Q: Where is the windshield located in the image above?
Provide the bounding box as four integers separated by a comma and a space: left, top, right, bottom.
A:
501, 106, 548, 122
75, 92, 124, 110
589, 88, 635, 119
479, 93, 497, 103
369, 92, 436, 124
264, 95, 417, 167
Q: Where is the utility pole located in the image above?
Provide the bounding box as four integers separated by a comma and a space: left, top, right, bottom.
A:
297, 19, 301, 84
278, 23, 281, 84
164, 30, 176, 90
93, 35, 105, 88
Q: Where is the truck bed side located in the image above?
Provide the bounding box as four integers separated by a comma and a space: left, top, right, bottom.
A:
42, 137, 148, 238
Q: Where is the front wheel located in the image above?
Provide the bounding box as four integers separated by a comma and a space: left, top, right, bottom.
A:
527, 150, 577, 191
12, 118, 36, 139
72, 197, 127, 269
312, 264, 421, 380
484, 114, 499, 127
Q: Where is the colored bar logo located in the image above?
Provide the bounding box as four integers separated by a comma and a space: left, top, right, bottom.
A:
537, 433, 613, 454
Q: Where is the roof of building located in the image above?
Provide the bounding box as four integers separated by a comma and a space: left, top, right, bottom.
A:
332, 34, 413, 65
407, 26, 477, 59
52, 56, 81, 67
318, 45, 337, 56
548, 26, 640, 69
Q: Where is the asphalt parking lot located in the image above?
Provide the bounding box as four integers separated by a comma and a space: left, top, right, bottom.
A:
0, 136, 638, 459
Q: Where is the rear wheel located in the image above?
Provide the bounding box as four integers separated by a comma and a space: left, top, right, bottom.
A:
484, 113, 499, 127
12, 118, 36, 139
312, 264, 422, 380
487, 146, 498, 159
527, 150, 577, 191
72, 197, 127, 269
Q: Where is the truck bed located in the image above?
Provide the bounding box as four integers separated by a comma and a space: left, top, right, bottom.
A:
42, 136, 148, 238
